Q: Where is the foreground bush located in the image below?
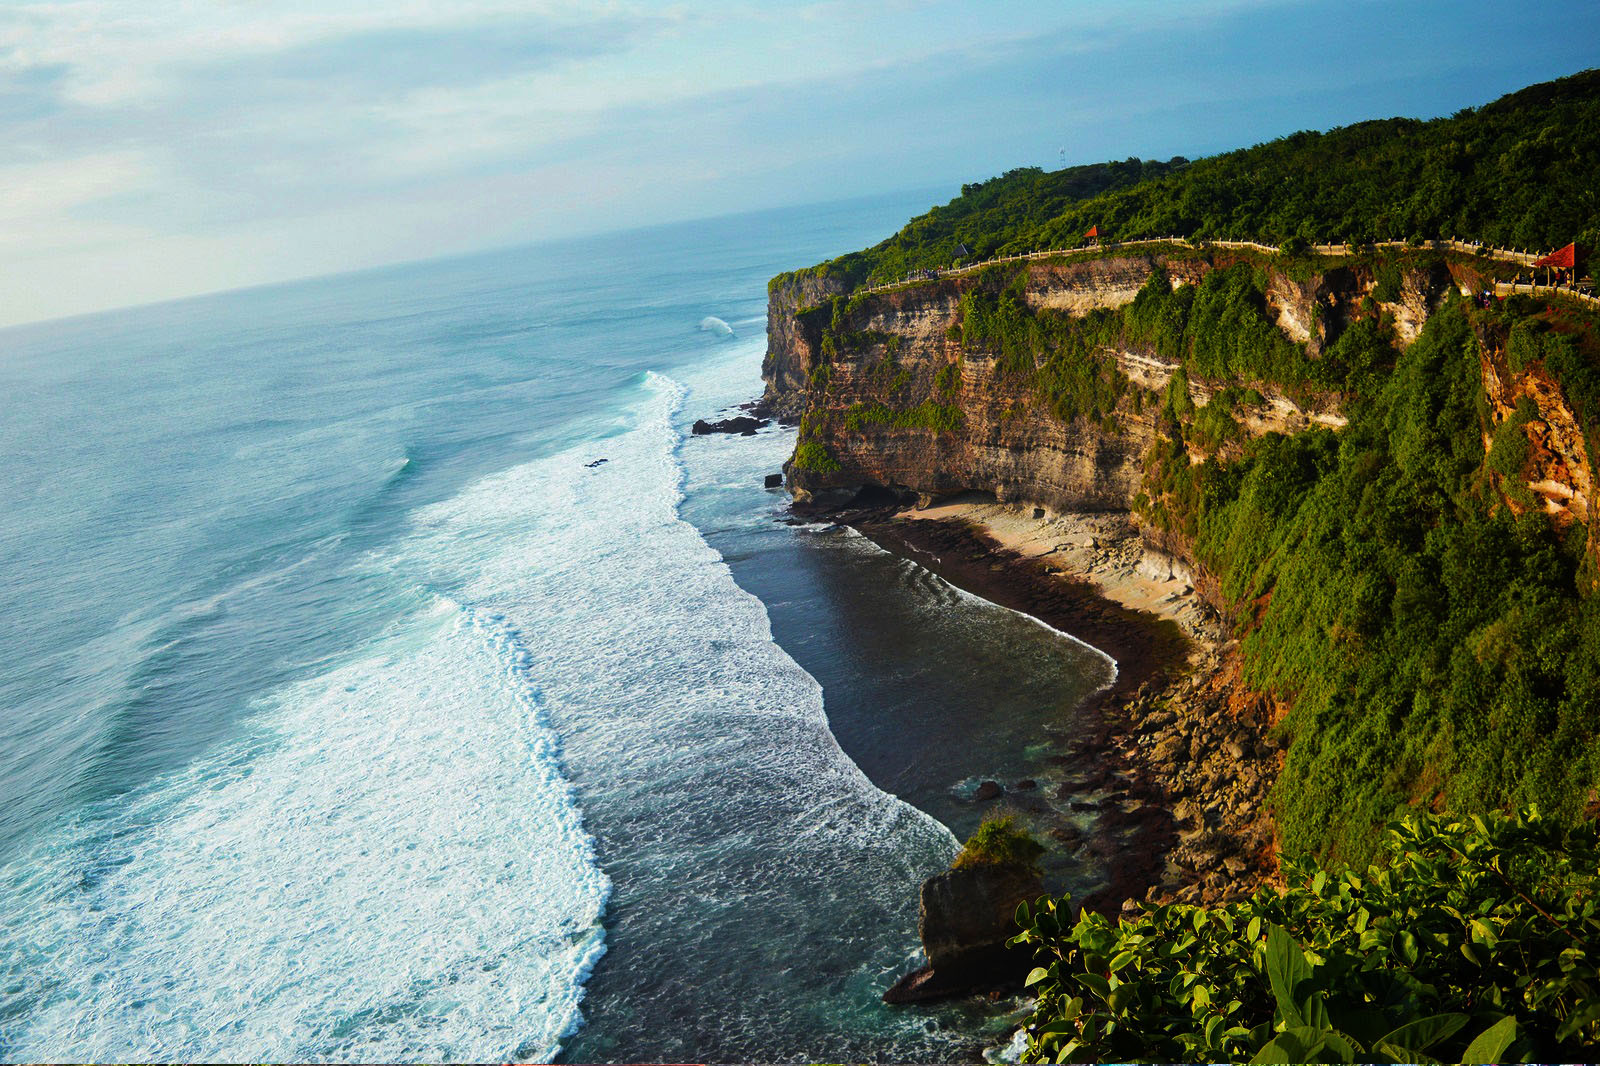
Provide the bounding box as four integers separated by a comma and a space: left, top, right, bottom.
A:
1010, 808, 1599, 1063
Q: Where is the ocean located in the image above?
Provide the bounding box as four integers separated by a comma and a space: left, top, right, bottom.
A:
0, 193, 1112, 1063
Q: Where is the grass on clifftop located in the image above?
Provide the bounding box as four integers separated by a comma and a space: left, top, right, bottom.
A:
777, 69, 1600, 292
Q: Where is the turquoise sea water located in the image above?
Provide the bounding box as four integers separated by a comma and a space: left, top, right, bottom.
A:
0, 194, 1112, 1062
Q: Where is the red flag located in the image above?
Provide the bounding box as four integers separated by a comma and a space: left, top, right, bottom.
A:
1533, 243, 1576, 269
1085, 225, 1100, 238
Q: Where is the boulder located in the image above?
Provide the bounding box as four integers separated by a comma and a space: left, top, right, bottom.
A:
1050, 824, 1082, 847
691, 415, 768, 435
1151, 734, 1187, 765
883, 863, 1044, 1003
973, 780, 1004, 802
764, 473, 783, 488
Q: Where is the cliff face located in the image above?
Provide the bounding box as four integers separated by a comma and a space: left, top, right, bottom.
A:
1478, 331, 1595, 533
768, 253, 1355, 514
788, 274, 1157, 511
760, 272, 847, 418
765, 249, 1598, 576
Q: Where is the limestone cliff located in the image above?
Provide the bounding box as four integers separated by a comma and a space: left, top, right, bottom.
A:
766, 252, 1355, 515
760, 271, 847, 418
763, 246, 1599, 591
768, 251, 1593, 531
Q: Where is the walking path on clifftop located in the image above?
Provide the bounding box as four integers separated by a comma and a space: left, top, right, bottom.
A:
858, 237, 1600, 309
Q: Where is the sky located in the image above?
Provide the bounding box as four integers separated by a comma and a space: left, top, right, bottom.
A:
1, 0, 1597, 327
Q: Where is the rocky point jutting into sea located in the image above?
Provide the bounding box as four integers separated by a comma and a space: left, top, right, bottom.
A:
757, 241, 1599, 999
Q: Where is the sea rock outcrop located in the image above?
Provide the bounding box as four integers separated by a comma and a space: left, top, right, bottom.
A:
692, 415, 767, 435
882, 863, 1043, 1004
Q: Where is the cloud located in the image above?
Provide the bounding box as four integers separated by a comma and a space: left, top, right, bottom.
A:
220, 17, 645, 93
0, 0, 1595, 327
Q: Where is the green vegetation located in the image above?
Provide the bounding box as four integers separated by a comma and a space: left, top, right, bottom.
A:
1315, 315, 1397, 399
952, 813, 1045, 874
1164, 367, 1196, 421
1124, 268, 1311, 386
774, 70, 1600, 292
954, 281, 1128, 424
1494, 304, 1600, 466
947, 264, 1323, 433
1190, 393, 1243, 453
821, 326, 898, 360
1487, 396, 1538, 506
1154, 300, 1600, 865
791, 440, 841, 473
1012, 807, 1600, 1063
1373, 260, 1406, 303
842, 400, 962, 433
777, 158, 1188, 291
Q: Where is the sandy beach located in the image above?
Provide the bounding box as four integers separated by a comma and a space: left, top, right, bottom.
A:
897, 497, 1229, 661
821, 493, 1280, 912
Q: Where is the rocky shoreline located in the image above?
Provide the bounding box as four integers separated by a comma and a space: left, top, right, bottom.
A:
888, 501, 1284, 909
793, 497, 1284, 999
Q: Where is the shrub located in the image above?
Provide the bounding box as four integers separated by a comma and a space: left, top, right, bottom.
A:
1011, 807, 1600, 1064
953, 813, 1045, 874
1487, 396, 1537, 503
1165, 367, 1196, 420
842, 401, 962, 433
1374, 261, 1405, 303
791, 440, 841, 473
1191, 398, 1241, 451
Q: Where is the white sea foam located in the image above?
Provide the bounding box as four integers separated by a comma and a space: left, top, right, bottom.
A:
0, 592, 608, 1063
1, 362, 957, 1064
698, 314, 734, 336
0, 490, 617, 1058
814, 502, 1119, 679
399, 370, 950, 846
895, 548, 1118, 679
396, 369, 959, 1058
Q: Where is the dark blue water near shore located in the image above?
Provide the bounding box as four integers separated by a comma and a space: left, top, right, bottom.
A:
0, 192, 1110, 1062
